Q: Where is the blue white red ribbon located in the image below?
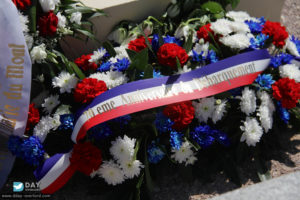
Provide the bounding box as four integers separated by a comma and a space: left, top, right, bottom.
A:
35, 49, 271, 194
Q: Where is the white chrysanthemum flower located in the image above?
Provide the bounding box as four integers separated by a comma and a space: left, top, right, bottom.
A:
185, 155, 198, 166
211, 19, 233, 35
89, 48, 107, 63
98, 160, 125, 186
70, 12, 82, 25
57, 12, 67, 28
257, 105, 273, 133
18, 11, 29, 33
239, 87, 256, 115
176, 65, 192, 75
285, 37, 300, 57
114, 45, 129, 59
41, 95, 60, 114
212, 100, 227, 124
52, 71, 78, 93
171, 141, 196, 164
229, 22, 250, 34
110, 135, 136, 163
30, 44, 47, 64
279, 64, 300, 82
39, 0, 60, 12
33, 116, 52, 142
193, 97, 215, 123
219, 33, 251, 50
226, 11, 257, 22
189, 42, 210, 57
24, 33, 33, 49
49, 114, 61, 130
120, 159, 143, 179
258, 91, 275, 113
240, 117, 264, 146
89, 71, 128, 89
55, 104, 71, 115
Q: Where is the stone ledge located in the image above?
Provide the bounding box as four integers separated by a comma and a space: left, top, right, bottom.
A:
192, 171, 300, 200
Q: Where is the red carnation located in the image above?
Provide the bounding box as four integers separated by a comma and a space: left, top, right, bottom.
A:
157, 43, 189, 70
12, 0, 31, 10
163, 101, 195, 131
128, 36, 152, 52
69, 142, 102, 175
272, 78, 300, 109
26, 103, 40, 132
74, 78, 107, 104
262, 21, 288, 48
75, 54, 98, 71
197, 23, 215, 42
38, 11, 58, 37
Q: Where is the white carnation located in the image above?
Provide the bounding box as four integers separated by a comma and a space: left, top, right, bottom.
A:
171, 141, 197, 165
18, 11, 29, 33
70, 12, 82, 25
41, 95, 60, 114
30, 44, 47, 64
110, 135, 136, 163
98, 160, 125, 186
212, 100, 227, 124
193, 97, 215, 123
120, 159, 143, 179
240, 117, 264, 146
24, 33, 33, 49
219, 33, 251, 50
57, 12, 67, 28
52, 71, 78, 93
239, 87, 256, 115
210, 19, 233, 36
279, 64, 300, 82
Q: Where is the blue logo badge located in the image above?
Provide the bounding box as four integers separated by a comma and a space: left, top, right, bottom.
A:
13, 182, 24, 192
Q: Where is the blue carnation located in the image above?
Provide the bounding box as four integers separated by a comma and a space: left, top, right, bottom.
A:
89, 123, 112, 140
250, 34, 269, 49
245, 20, 263, 33
190, 125, 215, 149
7, 135, 23, 157
270, 53, 294, 68
290, 35, 300, 54
21, 136, 45, 166
147, 141, 165, 164
98, 61, 112, 72
170, 131, 183, 150
59, 114, 75, 130
154, 112, 173, 133
207, 50, 218, 63
163, 35, 182, 46
255, 74, 275, 89
277, 102, 290, 124
212, 130, 230, 147
113, 58, 130, 72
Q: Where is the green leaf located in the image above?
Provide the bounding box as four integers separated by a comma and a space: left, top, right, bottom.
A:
230, 0, 240, 9
69, 61, 86, 80
103, 41, 117, 57
143, 64, 153, 79
75, 29, 100, 43
133, 138, 142, 160
183, 32, 193, 53
176, 57, 182, 72
201, 1, 224, 14
28, 0, 37, 33
126, 49, 138, 61
128, 48, 149, 71
135, 173, 144, 200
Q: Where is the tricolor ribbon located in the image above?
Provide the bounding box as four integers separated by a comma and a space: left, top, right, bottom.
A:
35, 49, 271, 194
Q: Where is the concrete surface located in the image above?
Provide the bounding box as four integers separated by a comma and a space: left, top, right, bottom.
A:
202, 171, 300, 200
